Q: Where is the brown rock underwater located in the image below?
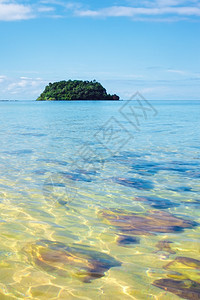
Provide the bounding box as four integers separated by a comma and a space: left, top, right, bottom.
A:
23, 239, 121, 283
99, 209, 197, 236
153, 278, 200, 300
153, 257, 200, 299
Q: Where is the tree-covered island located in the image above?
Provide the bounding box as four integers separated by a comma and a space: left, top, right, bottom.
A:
37, 80, 120, 101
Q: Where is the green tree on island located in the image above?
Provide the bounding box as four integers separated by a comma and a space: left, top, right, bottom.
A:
37, 80, 119, 101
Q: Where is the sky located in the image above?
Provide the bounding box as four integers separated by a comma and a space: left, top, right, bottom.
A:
0, 0, 200, 100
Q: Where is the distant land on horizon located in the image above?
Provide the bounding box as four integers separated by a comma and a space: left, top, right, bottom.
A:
37, 80, 120, 101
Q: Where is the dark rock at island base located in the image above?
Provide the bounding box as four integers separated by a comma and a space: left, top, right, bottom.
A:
153, 279, 200, 300
23, 240, 121, 283
99, 209, 198, 236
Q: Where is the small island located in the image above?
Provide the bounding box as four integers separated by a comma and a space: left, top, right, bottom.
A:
37, 80, 119, 101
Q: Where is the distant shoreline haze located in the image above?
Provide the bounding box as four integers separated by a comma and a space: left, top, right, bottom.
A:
36, 80, 120, 101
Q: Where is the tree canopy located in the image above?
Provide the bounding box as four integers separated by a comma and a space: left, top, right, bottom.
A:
37, 80, 119, 101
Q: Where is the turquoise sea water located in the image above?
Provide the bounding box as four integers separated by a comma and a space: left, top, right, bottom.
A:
0, 100, 199, 299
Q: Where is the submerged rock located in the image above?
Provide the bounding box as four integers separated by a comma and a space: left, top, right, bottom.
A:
117, 235, 140, 246
60, 171, 92, 182
4, 149, 33, 155
37, 158, 68, 166
169, 186, 193, 192
73, 169, 97, 176
153, 278, 200, 300
153, 256, 200, 299
165, 257, 200, 271
23, 240, 121, 283
109, 154, 160, 176
99, 209, 197, 236
155, 240, 176, 255
134, 196, 179, 209
19, 132, 47, 137
164, 257, 200, 283
187, 171, 200, 179
112, 177, 154, 190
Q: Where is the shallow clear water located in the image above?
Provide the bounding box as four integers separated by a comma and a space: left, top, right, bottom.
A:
0, 100, 199, 299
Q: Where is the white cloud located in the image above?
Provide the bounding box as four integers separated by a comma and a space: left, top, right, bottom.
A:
73, 0, 200, 20
167, 69, 187, 75
37, 6, 55, 12
1, 0, 200, 21
0, 0, 57, 21
7, 77, 46, 90
126, 0, 200, 7
146, 0, 199, 7
76, 5, 200, 18
0, 2, 33, 21
0, 75, 7, 83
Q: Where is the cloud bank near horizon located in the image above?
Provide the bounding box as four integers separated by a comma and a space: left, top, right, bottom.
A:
0, 0, 200, 21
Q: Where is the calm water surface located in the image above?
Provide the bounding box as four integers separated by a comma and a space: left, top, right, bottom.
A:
0, 100, 199, 299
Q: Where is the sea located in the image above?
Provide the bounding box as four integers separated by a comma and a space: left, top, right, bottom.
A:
0, 100, 199, 299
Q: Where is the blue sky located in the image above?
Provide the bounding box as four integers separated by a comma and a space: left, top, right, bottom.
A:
0, 0, 200, 100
